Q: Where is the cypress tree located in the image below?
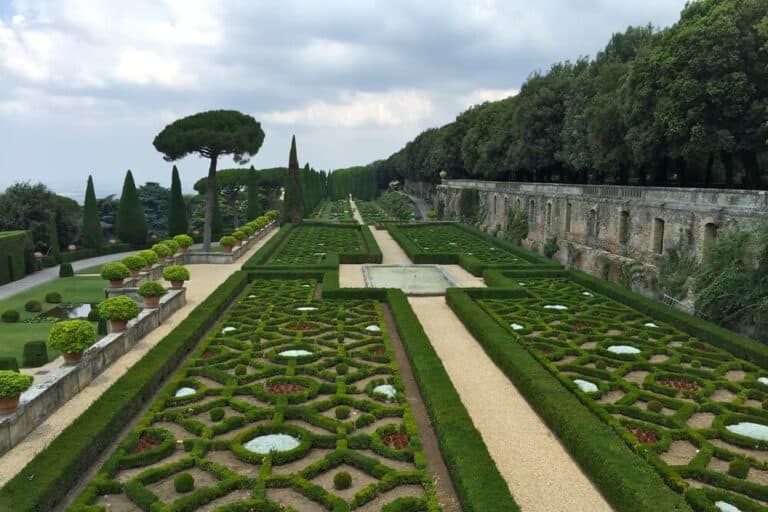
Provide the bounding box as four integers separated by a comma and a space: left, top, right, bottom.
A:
48, 212, 60, 259
116, 170, 148, 245
168, 165, 188, 236
82, 175, 102, 248
246, 165, 260, 220
283, 135, 304, 223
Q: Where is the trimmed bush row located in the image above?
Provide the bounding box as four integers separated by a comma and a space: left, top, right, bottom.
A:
445, 287, 693, 512
0, 271, 249, 512
241, 223, 297, 269
568, 270, 768, 368
387, 290, 520, 512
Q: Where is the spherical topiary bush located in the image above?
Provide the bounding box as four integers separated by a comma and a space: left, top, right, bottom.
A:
163, 265, 190, 287
219, 235, 236, 248
232, 230, 245, 241
210, 407, 225, 422
45, 292, 62, 304
138, 280, 166, 298
48, 319, 97, 360
152, 243, 172, 259
241, 225, 254, 237
336, 363, 348, 375
173, 234, 194, 251
100, 262, 130, 285
234, 364, 247, 376
0, 370, 33, 410
173, 472, 194, 493
98, 296, 140, 322
1, 310, 20, 323
24, 300, 42, 313
22, 341, 48, 367
162, 239, 180, 254
646, 400, 663, 413
335, 406, 351, 420
121, 255, 146, 273
59, 262, 74, 277
138, 249, 159, 268
333, 471, 352, 490
729, 458, 750, 479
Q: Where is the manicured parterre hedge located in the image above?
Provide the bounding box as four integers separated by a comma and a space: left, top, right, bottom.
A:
0, 230, 31, 285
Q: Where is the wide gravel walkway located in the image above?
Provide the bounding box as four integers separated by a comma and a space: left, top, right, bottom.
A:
0, 229, 276, 486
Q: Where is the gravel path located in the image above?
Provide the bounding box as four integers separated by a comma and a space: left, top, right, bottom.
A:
0, 230, 277, 486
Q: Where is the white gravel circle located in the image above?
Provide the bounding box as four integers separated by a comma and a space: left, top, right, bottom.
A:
244, 434, 300, 454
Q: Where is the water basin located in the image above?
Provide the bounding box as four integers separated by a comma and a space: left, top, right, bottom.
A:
373, 384, 397, 399
607, 345, 641, 355
726, 422, 768, 441
175, 387, 197, 398
244, 434, 300, 454
279, 349, 313, 357
574, 379, 598, 393
362, 265, 460, 295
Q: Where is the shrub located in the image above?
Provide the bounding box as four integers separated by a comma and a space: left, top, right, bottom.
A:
98, 296, 140, 321
173, 472, 194, 493
120, 255, 146, 272
241, 226, 254, 237
59, 263, 74, 277
426, 209, 437, 219
151, 243, 172, 259
543, 237, 559, 259
138, 249, 158, 267
335, 406, 350, 420
0, 357, 19, 372
24, 300, 42, 313
219, 235, 236, 247
729, 458, 750, 479
22, 341, 48, 367
336, 363, 348, 375
0, 370, 33, 398
333, 471, 352, 490
232, 230, 246, 241
2, 310, 19, 323
87, 306, 100, 322
138, 281, 166, 298
646, 400, 663, 413
45, 292, 62, 304
234, 364, 247, 376
162, 239, 180, 254
265, 209, 279, 220
100, 262, 130, 281
209, 407, 225, 422
173, 234, 194, 248
163, 265, 190, 282
48, 320, 97, 354
97, 317, 108, 335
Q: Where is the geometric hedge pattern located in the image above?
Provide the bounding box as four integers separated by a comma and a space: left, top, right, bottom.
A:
480, 278, 768, 511
269, 226, 368, 265
397, 224, 528, 264
72, 279, 438, 511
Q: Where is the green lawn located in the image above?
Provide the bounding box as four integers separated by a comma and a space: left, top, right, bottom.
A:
0, 276, 106, 364
75, 263, 104, 274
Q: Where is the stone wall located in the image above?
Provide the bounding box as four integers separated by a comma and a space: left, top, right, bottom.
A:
0, 288, 186, 455
435, 179, 768, 295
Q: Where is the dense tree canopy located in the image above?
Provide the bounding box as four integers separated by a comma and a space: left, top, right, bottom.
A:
153, 110, 265, 249
353, 0, 768, 189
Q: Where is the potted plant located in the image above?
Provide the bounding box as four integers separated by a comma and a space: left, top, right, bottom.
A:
138, 280, 166, 309
138, 249, 159, 271
100, 262, 131, 288
163, 265, 190, 289
232, 230, 246, 246
152, 243, 172, 263
48, 319, 97, 364
0, 371, 33, 412
219, 235, 236, 254
121, 255, 146, 277
98, 296, 140, 332
173, 234, 194, 253
241, 225, 254, 239
163, 239, 180, 256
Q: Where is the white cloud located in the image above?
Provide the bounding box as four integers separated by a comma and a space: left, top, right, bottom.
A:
113, 48, 197, 88
462, 88, 519, 107
262, 90, 433, 128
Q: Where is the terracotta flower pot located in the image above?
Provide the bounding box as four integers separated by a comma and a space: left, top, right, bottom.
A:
170, 281, 184, 289
109, 319, 128, 332
144, 264, 153, 272
63, 352, 83, 364
181, 246, 190, 253
143, 296, 161, 309
109, 279, 124, 289
0, 395, 21, 412
223, 245, 233, 254
130, 269, 140, 278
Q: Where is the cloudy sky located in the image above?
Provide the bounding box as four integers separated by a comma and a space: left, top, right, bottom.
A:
0, 0, 687, 201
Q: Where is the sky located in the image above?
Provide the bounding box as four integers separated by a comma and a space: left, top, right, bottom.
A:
0, 0, 688, 202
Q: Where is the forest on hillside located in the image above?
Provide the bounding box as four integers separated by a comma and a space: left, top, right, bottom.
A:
359, 0, 768, 189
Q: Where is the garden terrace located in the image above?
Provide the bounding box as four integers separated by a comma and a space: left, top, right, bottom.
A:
69, 278, 444, 511
319, 199, 356, 223
451, 273, 768, 511
355, 201, 393, 225
378, 193, 421, 221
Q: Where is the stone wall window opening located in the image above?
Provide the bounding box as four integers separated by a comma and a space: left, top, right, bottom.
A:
516, 197, 522, 211
546, 202, 552, 230
703, 222, 718, 261
653, 218, 665, 254
528, 199, 535, 227
587, 208, 598, 245
619, 211, 630, 245
493, 194, 498, 217
565, 202, 572, 233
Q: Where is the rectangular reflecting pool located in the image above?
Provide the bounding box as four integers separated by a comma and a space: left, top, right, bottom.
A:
362, 265, 459, 295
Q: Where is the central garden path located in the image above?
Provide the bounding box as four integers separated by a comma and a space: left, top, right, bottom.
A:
0, 229, 278, 487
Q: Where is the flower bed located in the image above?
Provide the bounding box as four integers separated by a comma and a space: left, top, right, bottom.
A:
266, 223, 382, 265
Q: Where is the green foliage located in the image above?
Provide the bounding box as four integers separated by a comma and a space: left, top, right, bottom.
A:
116, 170, 148, 245
543, 236, 559, 259
334, 405, 350, 420
173, 234, 193, 248
0, 356, 19, 372
100, 262, 130, 281
45, 292, 61, 304
137, 281, 166, 298
246, 166, 261, 220
48, 212, 60, 259
47, 319, 97, 353
2, 310, 19, 323
137, 181, 170, 237
120, 255, 146, 272
22, 341, 48, 367
163, 265, 190, 282
729, 459, 750, 479
379, 192, 420, 221
59, 263, 73, 277
328, 165, 377, 200
333, 471, 352, 490
0, 231, 30, 285
209, 407, 225, 422
219, 235, 236, 247
355, 201, 392, 224
168, 166, 188, 236
138, 250, 158, 267
0, 370, 32, 398
234, 364, 247, 376
0, 183, 80, 250
24, 300, 42, 313
173, 472, 195, 493
283, 135, 304, 223
98, 296, 140, 321
459, 188, 481, 224
232, 229, 245, 241
81, 175, 102, 249
646, 400, 663, 413
151, 243, 171, 259
506, 208, 529, 245
658, 230, 697, 299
